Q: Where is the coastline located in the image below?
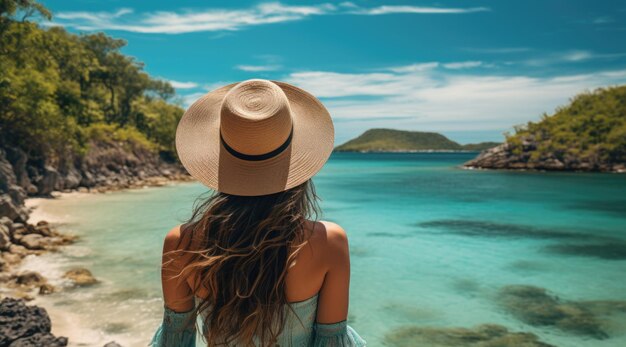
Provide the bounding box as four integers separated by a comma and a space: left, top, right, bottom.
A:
4, 154, 626, 347
24, 174, 194, 222
1, 175, 195, 347
333, 149, 481, 153
462, 143, 626, 174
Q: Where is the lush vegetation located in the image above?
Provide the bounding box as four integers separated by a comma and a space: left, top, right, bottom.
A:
334, 128, 499, 152
506, 86, 626, 165
0, 0, 184, 164
459, 142, 501, 151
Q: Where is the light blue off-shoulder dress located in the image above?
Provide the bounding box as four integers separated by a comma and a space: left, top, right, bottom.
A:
149, 294, 366, 346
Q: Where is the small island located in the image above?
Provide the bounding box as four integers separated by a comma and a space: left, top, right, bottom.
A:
334, 128, 500, 152
464, 86, 626, 173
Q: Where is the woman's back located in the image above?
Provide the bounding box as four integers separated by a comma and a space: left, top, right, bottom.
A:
154, 220, 365, 346
187, 219, 331, 305
149, 79, 365, 346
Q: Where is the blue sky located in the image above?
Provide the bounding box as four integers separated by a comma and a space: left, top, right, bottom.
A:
41, 0, 626, 145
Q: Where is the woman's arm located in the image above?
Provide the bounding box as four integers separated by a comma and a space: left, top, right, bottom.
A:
312, 222, 366, 346
162, 225, 194, 312
149, 226, 197, 347
316, 222, 351, 323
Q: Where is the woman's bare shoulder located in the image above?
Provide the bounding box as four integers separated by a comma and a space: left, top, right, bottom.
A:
306, 220, 350, 263
163, 225, 181, 251
163, 224, 194, 252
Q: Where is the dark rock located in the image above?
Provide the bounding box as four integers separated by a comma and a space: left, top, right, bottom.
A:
19, 234, 45, 250
15, 272, 47, 288
463, 138, 624, 173
4, 148, 32, 192
0, 224, 11, 251
103, 341, 123, 347
33, 224, 52, 237
0, 196, 27, 223
35, 166, 59, 196
0, 150, 17, 191
0, 150, 29, 222
498, 285, 608, 339
62, 167, 81, 190
25, 185, 37, 195
0, 298, 52, 346
79, 171, 95, 187
10, 223, 24, 233
545, 242, 626, 260
38, 283, 55, 295
384, 323, 555, 347
63, 268, 98, 286
0, 216, 12, 228
7, 186, 26, 206
8, 244, 28, 257
9, 332, 68, 347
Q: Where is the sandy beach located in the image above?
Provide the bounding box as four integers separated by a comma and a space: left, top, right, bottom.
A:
15, 183, 193, 347
20, 192, 122, 346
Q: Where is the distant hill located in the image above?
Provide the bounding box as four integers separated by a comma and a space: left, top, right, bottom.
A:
334, 129, 499, 152
465, 86, 626, 172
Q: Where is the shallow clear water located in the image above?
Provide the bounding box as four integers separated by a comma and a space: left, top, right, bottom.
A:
24, 153, 626, 347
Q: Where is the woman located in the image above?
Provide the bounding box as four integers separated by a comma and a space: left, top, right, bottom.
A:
150, 79, 366, 346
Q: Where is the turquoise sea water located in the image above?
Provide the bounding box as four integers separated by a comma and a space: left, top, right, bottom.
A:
23, 153, 626, 347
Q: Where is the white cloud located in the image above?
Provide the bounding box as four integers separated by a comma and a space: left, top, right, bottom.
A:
562, 50, 593, 62
288, 71, 431, 97
465, 47, 531, 54
49, 2, 491, 34
167, 80, 198, 89
442, 61, 483, 69
179, 92, 207, 108
178, 65, 626, 143
348, 5, 490, 15
388, 62, 439, 73
284, 66, 626, 135
179, 81, 236, 107
525, 50, 626, 66
236, 65, 281, 72
56, 8, 133, 21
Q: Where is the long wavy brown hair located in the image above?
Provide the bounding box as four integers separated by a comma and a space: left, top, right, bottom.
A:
168, 179, 321, 346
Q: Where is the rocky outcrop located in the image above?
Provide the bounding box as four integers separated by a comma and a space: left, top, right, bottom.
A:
463, 140, 626, 173
0, 142, 187, 283
0, 297, 68, 347
0, 140, 190, 278
0, 219, 75, 298
0, 141, 188, 346
63, 268, 98, 287
0, 150, 29, 224
0, 141, 190, 226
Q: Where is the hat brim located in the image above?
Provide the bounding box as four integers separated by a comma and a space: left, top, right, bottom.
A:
175, 81, 334, 196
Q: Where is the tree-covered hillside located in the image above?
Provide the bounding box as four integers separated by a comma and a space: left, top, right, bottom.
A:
0, 0, 184, 164
465, 86, 626, 172
334, 128, 499, 152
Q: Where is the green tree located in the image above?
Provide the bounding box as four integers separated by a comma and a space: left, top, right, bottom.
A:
0, 0, 185, 164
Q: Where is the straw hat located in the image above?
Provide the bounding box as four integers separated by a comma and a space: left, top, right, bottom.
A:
175, 79, 334, 196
